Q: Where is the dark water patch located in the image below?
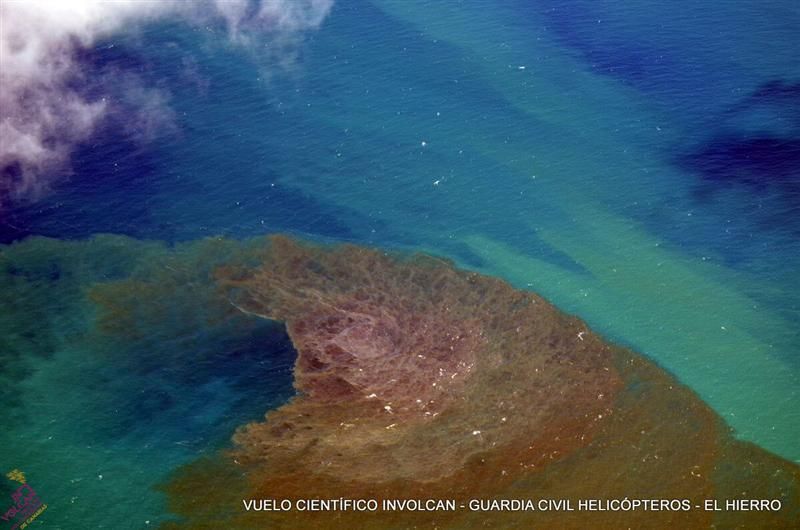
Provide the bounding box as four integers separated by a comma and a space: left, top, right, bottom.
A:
525, 0, 799, 130
524, 0, 705, 94
724, 80, 800, 124
679, 79, 800, 191
684, 136, 800, 189
682, 136, 800, 224
675, 79, 800, 241
678, 78, 800, 184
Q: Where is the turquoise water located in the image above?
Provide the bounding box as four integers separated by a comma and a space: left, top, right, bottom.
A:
1, 0, 798, 527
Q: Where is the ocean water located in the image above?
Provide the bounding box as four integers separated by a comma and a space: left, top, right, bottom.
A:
1, 0, 798, 527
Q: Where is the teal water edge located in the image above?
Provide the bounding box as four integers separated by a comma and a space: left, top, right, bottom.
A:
1, 0, 798, 528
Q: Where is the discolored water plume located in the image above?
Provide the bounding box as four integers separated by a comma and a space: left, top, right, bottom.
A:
161, 235, 799, 529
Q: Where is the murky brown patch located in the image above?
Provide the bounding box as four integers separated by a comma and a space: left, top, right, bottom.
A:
154, 236, 797, 529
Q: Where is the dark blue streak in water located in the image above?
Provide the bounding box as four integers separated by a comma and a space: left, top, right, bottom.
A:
686, 137, 800, 189
675, 79, 800, 242
527, 0, 800, 125
680, 80, 800, 188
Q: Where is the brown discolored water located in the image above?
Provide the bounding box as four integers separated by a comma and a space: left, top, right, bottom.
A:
133, 236, 798, 529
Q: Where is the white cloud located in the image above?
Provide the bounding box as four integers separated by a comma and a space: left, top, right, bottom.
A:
0, 0, 333, 208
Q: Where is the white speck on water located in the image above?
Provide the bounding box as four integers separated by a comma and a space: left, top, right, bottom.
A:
472, 430, 481, 435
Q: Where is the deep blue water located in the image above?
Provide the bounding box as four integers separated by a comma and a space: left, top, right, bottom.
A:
1, 0, 798, 527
